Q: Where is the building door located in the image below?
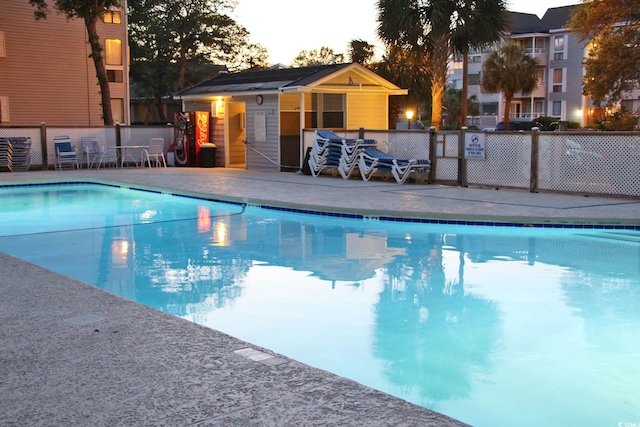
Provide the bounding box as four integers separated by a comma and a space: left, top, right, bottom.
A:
226, 102, 246, 168
511, 102, 522, 119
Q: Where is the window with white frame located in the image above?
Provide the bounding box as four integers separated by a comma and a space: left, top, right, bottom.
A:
553, 68, 564, 93
468, 73, 481, 85
105, 39, 122, 65
552, 100, 562, 117
107, 69, 124, 83
536, 69, 545, 85
554, 35, 565, 60
111, 98, 124, 124
103, 10, 122, 24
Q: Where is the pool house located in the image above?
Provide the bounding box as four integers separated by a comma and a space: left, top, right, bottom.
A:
173, 63, 407, 171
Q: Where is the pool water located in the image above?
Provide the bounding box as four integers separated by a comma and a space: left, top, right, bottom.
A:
1, 184, 639, 427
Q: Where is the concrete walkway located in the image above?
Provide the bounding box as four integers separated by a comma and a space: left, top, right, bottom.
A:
1, 168, 638, 427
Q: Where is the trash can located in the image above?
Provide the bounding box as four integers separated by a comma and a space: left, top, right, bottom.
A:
200, 143, 217, 168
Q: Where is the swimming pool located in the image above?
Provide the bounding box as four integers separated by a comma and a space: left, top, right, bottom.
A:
1, 183, 639, 427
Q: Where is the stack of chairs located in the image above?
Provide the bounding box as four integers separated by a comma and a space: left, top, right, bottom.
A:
308, 130, 376, 178
0, 137, 32, 172
358, 147, 430, 184
8, 137, 31, 171
0, 138, 13, 171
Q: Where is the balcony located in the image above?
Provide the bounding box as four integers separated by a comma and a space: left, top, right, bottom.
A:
523, 48, 548, 64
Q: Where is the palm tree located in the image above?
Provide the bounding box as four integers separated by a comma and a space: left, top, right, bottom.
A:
450, 0, 508, 127
481, 42, 538, 130
377, 0, 508, 130
348, 39, 376, 66
374, 45, 431, 128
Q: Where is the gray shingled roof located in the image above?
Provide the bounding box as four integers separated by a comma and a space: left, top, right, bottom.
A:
508, 11, 546, 34
540, 5, 579, 30
175, 63, 352, 97
508, 4, 579, 35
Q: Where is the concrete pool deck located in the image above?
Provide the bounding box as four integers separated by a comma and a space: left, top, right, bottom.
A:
1, 168, 639, 426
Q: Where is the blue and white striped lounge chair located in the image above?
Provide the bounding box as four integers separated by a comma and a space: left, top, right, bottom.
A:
358, 147, 430, 184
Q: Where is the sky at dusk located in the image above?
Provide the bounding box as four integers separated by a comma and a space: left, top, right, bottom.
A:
233, 0, 581, 65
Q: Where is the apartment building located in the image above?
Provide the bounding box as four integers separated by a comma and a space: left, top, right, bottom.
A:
0, 1, 129, 126
448, 4, 640, 128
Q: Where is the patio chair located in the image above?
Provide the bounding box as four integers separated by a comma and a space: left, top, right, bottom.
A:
358, 147, 430, 184
143, 138, 167, 168
81, 136, 105, 169
53, 136, 80, 170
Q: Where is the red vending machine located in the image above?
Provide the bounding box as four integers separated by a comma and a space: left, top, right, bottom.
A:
171, 111, 210, 166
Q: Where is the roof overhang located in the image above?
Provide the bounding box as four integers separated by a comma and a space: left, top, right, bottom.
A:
174, 63, 407, 100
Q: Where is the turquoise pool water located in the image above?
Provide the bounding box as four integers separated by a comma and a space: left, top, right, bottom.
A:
1, 183, 639, 427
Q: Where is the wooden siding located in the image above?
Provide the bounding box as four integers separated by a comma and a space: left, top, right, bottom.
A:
321, 69, 373, 87
0, 2, 128, 126
211, 115, 225, 167
243, 94, 279, 172
346, 93, 388, 130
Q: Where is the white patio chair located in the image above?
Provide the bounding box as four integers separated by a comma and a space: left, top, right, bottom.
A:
81, 136, 105, 169
143, 138, 167, 168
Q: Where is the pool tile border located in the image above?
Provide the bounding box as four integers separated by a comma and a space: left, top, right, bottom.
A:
2, 180, 639, 231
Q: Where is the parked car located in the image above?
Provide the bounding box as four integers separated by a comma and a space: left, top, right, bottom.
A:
484, 120, 551, 132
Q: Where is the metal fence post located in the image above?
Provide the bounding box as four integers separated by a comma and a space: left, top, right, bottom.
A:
428, 126, 437, 183
39, 122, 48, 170
459, 127, 468, 187
530, 129, 539, 193
115, 123, 122, 166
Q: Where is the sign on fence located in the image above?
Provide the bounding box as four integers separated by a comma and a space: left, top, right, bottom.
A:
464, 132, 486, 159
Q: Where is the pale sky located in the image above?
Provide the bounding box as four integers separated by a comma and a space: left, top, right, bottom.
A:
233, 0, 581, 66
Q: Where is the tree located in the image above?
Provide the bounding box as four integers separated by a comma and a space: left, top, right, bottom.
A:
443, 87, 480, 128
377, 0, 506, 130
129, 0, 257, 121
348, 39, 376, 66
226, 43, 270, 72
449, 0, 508, 126
569, 0, 640, 107
29, 0, 121, 125
291, 47, 345, 67
374, 45, 432, 128
481, 43, 538, 130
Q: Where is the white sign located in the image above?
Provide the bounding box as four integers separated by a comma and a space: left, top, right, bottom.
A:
464, 132, 486, 159
254, 112, 266, 142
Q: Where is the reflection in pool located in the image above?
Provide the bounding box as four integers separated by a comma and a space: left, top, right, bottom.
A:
1, 184, 639, 427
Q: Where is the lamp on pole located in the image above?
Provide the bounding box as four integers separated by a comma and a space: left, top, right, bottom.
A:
406, 110, 414, 130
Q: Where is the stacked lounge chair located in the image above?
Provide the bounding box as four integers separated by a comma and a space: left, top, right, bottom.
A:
0, 138, 13, 171
358, 147, 430, 184
308, 130, 376, 178
308, 130, 430, 184
0, 137, 32, 172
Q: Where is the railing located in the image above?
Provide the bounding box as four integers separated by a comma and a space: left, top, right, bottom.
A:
0, 124, 174, 169
3, 124, 639, 199
303, 128, 640, 198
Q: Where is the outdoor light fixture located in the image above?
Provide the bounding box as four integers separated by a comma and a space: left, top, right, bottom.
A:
406, 110, 414, 129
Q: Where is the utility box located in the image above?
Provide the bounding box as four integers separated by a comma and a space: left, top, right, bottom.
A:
200, 143, 217, 168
